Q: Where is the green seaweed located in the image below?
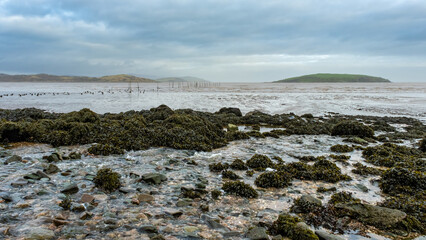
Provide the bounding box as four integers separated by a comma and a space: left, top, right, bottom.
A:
269, 214, 319, 240
230, 158, 248, 170
222, 181, 258, 198
254, 171, 291, 188
246, 154, 274, 170
330, 144, 354, 153
93, 168, 121, 192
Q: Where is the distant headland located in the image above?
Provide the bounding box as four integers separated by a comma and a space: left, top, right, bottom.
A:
0, 73, 209, 83
274, 73, 391, 83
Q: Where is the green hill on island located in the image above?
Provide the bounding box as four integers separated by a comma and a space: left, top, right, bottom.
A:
274, 73, 390, 83
0, 73, 156, 82
156, 76, 209, 83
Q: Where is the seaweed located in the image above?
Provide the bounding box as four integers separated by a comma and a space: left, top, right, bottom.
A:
330, 144, 354, 153
211, 189, 222, 200
380, 167, 425, 196
246, 154, 274, 170
362, 143, 425, 169
351, 163, 383, 176
331, 121, 374, 138
254, 171, 291, 188
222, 181, 258, 198
88, 144, 124, 156
209, 163, 229, 172
221, 170, 242, 180
93, 168, 121, 192
269, 214, 319, 240
230, 158, 248, 170
328, 191, 360, 205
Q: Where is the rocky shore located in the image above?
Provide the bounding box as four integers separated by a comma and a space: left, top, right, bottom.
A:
0, 106, 425, 239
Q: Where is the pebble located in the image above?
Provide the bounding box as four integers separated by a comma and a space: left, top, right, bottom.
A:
137, 193, 155, 202
81, 194, 95, 203
27, 227, 55, 240
4, 155, 22, 164
61, 183, 79, 194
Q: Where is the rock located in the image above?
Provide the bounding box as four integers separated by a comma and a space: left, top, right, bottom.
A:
141, 173, 167, 184
137, 194, 155, 202
4, 155, 22, 164
44, 164, 60, 174
138, 225, 158, 234
315, 230, 345, 240
68, 152, 82, 159
222, 231, 242, 238
26, 227, 55, 240
46, 153, 62, 162
201, 214, 225, 229
23, 173, 41, 180
227, 124, 238, 132
53, 218, 69, 226
165, 210, 183, 218
61, 183, 79, 194
177, 199, 192, 207
355, 184, 369, 193
79, 212, 93, 220
35, 171, 50, 180
11, 179, 28, 187
335, 203, 407, 228
246, 227, 269, 240
119, 188, 136, 194
81, 194, 95, 203
0, 192, 13, 202
70, 203, 86, 212
184, 226, 199, 233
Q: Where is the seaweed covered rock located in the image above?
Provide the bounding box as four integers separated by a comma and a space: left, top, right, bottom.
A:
0, 121, 28, 142
88, 144, 124, 156
221, 170, 241, 180
225, 130, 250, 141
147, 104, 174, 121
269, 214, 319, 240
298, 155, 325, 162
211, 189, 222, 200
362, 143, 425, 169
217, 107, 242, 117
60, 108, 100, 123
331, 121, 374, 138
291, 195, 323, 213
380, 167, 425, 196
209, 163, 229, 172
222, 181, 258, 198
246, 154, 274, 170
230, 159, 248, 170
254, 171, 291, 188
93, 168, 121, 192
328, 191, 360, 205
379, 194, 425, 225
351, 163, 383, 176
311, 159, 352, 183
330, 144, 354, 153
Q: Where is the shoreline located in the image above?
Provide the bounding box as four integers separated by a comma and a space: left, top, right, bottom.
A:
0, 106, 425, 239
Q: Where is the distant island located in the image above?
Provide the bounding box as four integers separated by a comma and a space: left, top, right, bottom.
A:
0, 73, 209, 83
156, 76, 209, 83
274, 73, 391, 83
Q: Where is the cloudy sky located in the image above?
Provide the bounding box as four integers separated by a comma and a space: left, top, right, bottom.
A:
0, 0, 425, 82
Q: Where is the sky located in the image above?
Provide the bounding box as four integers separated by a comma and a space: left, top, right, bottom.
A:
0, 0, 425, 82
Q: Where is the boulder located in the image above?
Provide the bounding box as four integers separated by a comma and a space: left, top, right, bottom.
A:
141, 173, 167, 185
4, 155, 22, 164
246, 227, 269, 240
335, 203, 406, 228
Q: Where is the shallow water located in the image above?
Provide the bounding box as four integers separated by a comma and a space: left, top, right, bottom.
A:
0, 82, 425, 122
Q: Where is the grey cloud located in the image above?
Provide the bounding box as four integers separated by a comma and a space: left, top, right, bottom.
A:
0, 0, 425, 81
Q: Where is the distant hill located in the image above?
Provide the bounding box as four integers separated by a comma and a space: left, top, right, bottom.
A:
274, 73, 391, 83
156, 76, 209, 83
0, 73, 155, 82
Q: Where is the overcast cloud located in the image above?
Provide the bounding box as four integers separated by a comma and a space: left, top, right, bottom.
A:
0, 0, 425, 82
